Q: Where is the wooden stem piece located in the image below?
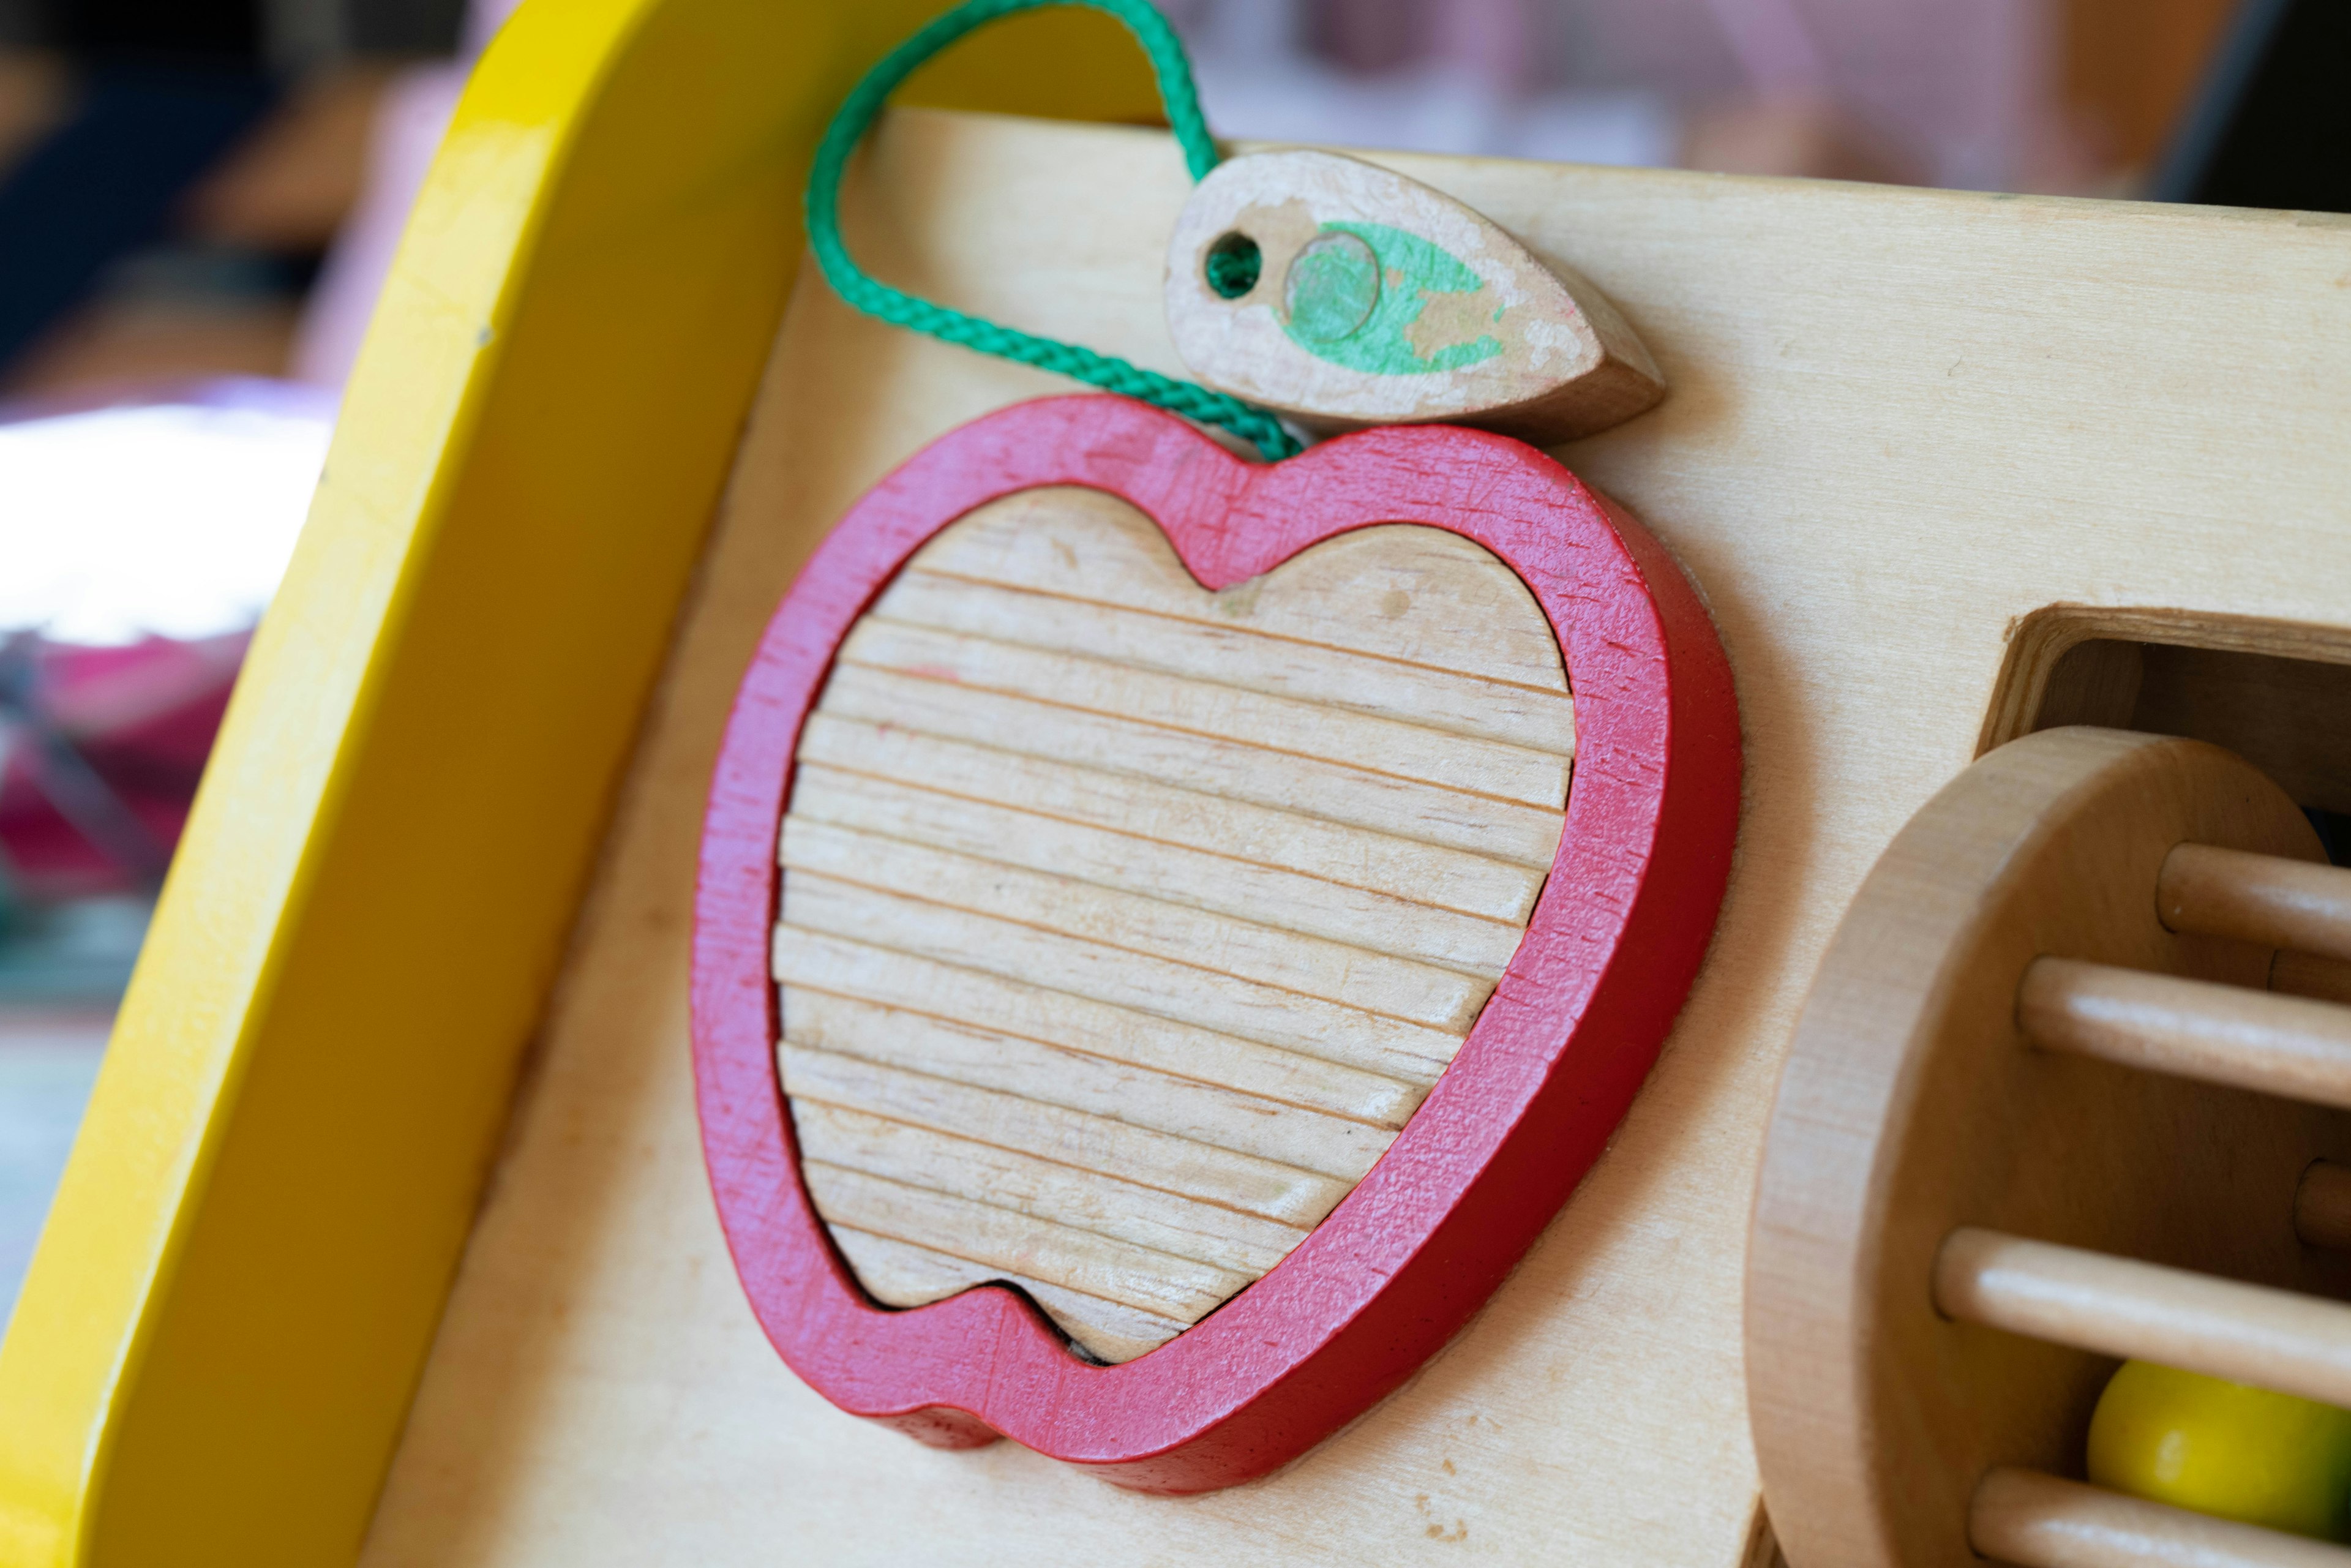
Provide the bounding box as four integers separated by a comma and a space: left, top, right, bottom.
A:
2297, 1162, 2351, 1253
1933, 1229, 2351, 1409
1970, 1468, 2351, 1568
2019, 958, 2351, 1111
2163, 844, 2351, 964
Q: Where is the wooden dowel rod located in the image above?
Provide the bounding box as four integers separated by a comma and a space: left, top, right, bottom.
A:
1971, 1468, 2351, 1568
2299, 1162, 2351, 1253
2020, 958, 2351, 1111
2162, 844, 2351, 965
1933, 1229, 2351, 1409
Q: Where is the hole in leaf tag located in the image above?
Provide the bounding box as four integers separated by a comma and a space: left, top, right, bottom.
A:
1203, 231, 1262, 299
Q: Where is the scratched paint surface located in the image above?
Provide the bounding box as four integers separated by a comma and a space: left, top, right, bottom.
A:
1280, 222, 1504, 376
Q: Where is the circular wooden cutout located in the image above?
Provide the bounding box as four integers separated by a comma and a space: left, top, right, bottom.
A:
1747, 727, 2351, 1568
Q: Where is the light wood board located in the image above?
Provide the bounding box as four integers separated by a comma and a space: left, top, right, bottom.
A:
355, 109, 2351, 1566
776, 490, 1573, 1361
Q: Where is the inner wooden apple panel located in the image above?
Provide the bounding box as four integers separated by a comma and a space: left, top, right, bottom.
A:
771, 485, 1574, 1362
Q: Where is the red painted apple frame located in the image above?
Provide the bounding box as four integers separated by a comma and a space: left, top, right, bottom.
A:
691, 394, 1740, 1493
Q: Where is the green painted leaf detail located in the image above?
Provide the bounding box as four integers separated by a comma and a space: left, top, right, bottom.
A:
1278, 220, 1504, 377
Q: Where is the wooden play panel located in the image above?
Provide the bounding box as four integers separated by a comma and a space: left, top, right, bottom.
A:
341, 110, 2351, 1566
777, 489, 1572, 1362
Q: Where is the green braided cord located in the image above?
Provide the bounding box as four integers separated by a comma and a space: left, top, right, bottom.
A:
806, 0, 1302, 462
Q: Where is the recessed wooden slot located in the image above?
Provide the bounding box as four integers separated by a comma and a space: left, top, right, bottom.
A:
1984, 610, 2351, 860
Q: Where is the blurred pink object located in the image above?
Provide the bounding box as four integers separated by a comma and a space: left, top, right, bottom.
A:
0, 633, 247, 898
1181, 0, 2058, 190
0, 0, 523, 903
288, 65, 467, 389
0, 376, 333, 896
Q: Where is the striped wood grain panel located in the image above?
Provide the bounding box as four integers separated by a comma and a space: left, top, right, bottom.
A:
773, 487, 1574, 1361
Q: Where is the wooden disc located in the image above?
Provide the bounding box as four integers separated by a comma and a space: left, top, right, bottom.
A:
1746, 727, 2351, 1568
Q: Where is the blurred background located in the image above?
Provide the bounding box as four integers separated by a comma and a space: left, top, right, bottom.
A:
0, 0, 2342, 1322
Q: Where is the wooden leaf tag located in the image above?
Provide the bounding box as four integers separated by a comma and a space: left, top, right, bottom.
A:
1166, 149, 1665, 444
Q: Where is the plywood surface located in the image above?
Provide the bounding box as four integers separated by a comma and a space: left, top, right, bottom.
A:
356, 110, 2351, 1566
776, 490, 1572, 1362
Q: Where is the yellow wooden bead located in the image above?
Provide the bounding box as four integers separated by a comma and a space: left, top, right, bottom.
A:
2088, 1360, 2351, 1541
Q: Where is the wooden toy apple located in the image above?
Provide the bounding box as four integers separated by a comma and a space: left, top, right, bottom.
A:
691, 394, 1738, 1492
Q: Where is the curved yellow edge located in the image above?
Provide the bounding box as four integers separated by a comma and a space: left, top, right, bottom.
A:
0, 3, 1155, 1563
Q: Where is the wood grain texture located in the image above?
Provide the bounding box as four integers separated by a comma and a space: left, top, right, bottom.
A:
779, 1043, 1359, 1218
794, 713, 1555, 904
1970, 1468, 2351, 1568
812, 667, 1569, 866
773, 490, 1575, 1361
825, 1228, 1181, 1365
354, 109, 2351, 1568
1934, 1228, 2351, 1409
1166, 148, 1663, 442
1747, 729, 2351, 1568
785, 766, 1529, 970
773, 927, 1417, 1125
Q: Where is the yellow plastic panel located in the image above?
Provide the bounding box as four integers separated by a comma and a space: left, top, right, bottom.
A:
0, 2, 1152, 1564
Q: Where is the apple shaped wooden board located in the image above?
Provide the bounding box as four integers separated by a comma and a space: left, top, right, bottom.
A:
692, 395, 1739, 1493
